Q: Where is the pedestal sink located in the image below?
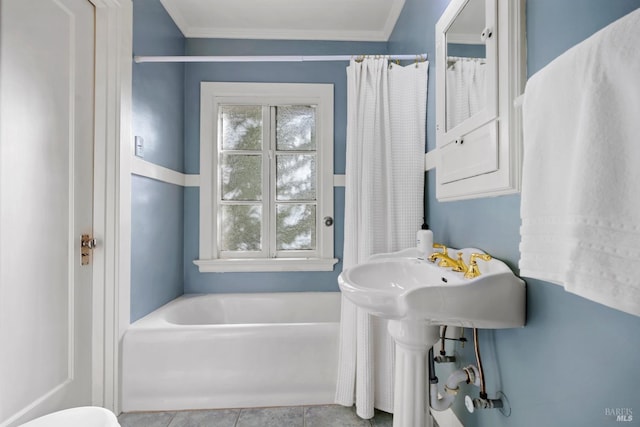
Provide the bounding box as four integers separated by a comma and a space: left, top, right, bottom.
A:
338, 248, 525, 427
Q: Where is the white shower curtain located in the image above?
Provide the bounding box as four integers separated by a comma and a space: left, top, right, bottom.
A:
446, 57, 486, 129
335, 58, 428, 419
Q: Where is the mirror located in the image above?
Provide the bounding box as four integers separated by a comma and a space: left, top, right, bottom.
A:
439, 0, 497, 137
445, 0, 489, 131
433, 0, 526, 201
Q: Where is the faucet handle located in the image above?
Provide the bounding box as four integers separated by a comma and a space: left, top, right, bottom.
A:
428, 243, 448, 263
464, 253, 493, 279
432, 243, 448, 254
470, 253, 492, 263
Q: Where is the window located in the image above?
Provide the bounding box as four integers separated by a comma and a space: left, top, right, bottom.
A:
195, 83, 337, 272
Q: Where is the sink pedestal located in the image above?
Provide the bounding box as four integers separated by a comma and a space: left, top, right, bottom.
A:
388, 320, 440, 427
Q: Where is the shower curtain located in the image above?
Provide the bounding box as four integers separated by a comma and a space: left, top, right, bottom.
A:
335, 58, 428, 419
446, 56, 486, 129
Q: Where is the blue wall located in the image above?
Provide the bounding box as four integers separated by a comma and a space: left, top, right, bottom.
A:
130, 0, 186, 321
388, 0, 445, 204
182, 39, 387, 294
390, 1, 640, 426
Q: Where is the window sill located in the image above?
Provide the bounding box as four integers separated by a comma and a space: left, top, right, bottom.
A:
193, 257, 339, 273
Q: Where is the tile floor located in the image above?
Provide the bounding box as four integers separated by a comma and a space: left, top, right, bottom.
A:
118, 405, 394, 427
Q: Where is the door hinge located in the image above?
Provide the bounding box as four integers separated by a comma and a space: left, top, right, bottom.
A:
81, 234, 97, 266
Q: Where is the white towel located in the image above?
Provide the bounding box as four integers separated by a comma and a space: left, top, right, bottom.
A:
519, 8, 640, 317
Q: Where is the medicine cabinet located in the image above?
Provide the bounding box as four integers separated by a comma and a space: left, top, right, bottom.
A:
433, 0, 526, 201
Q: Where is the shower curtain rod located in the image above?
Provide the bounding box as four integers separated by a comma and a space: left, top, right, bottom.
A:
133, 53, 427, 64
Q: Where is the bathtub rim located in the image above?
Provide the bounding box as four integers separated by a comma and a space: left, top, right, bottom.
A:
128, 291, 342, 330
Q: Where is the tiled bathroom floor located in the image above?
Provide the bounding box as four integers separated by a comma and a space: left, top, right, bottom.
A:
118, 405, 394, 427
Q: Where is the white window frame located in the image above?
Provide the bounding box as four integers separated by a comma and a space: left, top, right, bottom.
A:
195, 82, 337, 272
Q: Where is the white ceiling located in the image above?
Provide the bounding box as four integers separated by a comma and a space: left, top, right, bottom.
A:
159, 0, 406, 41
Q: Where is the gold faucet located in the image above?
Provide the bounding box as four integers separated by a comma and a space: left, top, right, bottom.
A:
464, 253, 493, 279
429, 244, 493, 279
428, 244, 459, 268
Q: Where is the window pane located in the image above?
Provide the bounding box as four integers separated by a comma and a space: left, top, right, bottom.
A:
276, 154, 316, 201
220, 105, 262, 150
221, 154, 262, 201
220, 205, 262, 251
276, 204, 316, 250
276, 106, 316, 151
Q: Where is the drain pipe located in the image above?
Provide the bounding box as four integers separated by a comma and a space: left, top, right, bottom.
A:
430, 328, 507, 413
429, 348, 480, 412
440, 326, 448, 356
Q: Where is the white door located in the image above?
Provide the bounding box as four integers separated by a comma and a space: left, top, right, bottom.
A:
0, 0, 96, 425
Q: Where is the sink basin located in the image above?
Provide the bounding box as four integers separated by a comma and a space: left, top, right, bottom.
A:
338, 248, 525, 329
339, 247, 525, 427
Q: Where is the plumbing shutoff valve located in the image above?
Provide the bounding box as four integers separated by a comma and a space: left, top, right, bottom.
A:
464, 395, 504, 413
434, 354, 456, 363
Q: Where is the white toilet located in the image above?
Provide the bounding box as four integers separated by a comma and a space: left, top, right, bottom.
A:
18, 407, 120, 427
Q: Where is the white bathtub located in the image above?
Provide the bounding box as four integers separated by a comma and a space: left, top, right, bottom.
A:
121, 292, 341, 412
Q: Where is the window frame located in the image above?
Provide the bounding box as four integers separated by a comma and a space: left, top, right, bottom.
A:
195, 82, 337, 272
